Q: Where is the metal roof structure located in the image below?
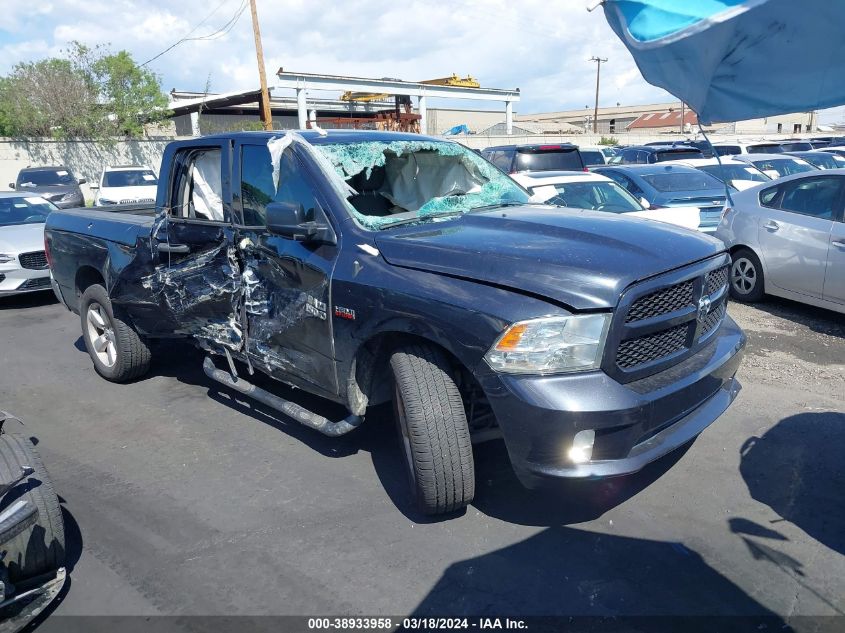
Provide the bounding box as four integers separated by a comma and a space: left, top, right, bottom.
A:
274, 70, 520, 135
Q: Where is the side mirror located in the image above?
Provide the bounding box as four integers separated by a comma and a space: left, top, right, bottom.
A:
266, 201, 332, 243
8, 183, 14, 189
77, 178, 87, 185
639, 197, 651, 209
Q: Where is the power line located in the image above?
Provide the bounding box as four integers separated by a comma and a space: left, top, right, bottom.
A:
141, 0, 248, 67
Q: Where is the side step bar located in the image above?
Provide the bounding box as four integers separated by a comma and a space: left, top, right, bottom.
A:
202, 356, 363, 437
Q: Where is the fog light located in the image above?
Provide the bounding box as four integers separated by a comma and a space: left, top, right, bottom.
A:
568, 430, 595, 464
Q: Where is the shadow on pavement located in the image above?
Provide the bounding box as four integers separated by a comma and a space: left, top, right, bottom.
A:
411, 526, 787, 622
0, 292, 58, 311
740, 411, 845, 557
749, 296, 844, 340
122, 340, 698, 524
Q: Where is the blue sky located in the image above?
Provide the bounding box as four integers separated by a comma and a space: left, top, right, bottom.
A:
1, 0, 843, 123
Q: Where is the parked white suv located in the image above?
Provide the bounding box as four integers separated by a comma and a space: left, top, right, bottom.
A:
94, 166, 158, 206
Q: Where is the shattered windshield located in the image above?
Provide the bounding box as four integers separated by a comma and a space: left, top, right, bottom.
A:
313, 140, 529, 229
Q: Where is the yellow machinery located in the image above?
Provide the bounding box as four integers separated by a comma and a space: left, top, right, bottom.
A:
340, 74, 480, 102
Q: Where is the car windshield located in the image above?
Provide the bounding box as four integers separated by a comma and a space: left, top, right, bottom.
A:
698, 164, 770, 183
531, 181, 642, 213
17, 169, 75, 187
514, 148, 582, 171
0, 196, 57, 226
714, 146, 740, 156
802, 153, 843, 169
641, 170, 724, 192
655, 150, 703, 162
752, 158, 816, 177
748, 144, 784, 154
103, 169, 158, 187
314, 140, 530, 230
580, 150, 605, 166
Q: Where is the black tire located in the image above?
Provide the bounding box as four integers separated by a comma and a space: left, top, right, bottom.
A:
0, 433, 65, 582
390, 344, 474, 515
729, 248, 765, 302
80, 284, 151, 382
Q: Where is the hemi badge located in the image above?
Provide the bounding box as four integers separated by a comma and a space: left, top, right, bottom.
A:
334, 306, 356, 320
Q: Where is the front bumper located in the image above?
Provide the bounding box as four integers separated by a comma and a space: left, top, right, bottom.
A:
476, 315, 746, 488
0, 267, 51, 295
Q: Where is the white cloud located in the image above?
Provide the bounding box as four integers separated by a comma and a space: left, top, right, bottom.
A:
0, 0, 841, 123
1, 0, 672, 113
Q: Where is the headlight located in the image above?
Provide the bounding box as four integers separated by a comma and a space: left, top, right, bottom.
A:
0, 254, 15, 263
485, 314, 611, 374
61, 192, 80, 201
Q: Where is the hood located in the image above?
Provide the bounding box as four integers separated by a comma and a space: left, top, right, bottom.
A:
0, 222, 46, 254
17, 184, 79, 195
374, 206, 723, 311
97, 184, 157, 203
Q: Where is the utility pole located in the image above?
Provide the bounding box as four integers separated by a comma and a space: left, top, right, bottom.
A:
589, 57, 607, 134
680, 101, 686, 134
249, 0, 273, 131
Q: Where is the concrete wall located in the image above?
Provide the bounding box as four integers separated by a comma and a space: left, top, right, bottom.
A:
0, 138, 181, 203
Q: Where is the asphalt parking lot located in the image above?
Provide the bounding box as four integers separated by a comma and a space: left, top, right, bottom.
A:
0, 291, 842, 628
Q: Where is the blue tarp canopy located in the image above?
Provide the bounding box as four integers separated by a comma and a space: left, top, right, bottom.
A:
601, 0, 845, 123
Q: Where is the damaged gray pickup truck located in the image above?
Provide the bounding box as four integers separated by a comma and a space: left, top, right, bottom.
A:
44, 130, 746, 515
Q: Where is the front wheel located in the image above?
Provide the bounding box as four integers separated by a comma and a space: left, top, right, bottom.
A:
390, 344, 475, 515
80, 284, 151, 382
730, 248, 765, 302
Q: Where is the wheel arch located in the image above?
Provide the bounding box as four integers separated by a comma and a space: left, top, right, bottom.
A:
345, 328, 476, 416
729, 244, 768, 292
74, 266, 106, 311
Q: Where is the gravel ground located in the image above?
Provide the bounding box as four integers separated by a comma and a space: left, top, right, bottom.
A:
0, 291, 842, 631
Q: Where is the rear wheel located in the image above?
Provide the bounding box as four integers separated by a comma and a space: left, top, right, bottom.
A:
390, 344, 475, 515
80, 284, 151, 382
730, 248, 765, 302
0, 433, 65, 583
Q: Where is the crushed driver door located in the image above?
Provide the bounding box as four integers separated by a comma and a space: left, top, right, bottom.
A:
150, 139, 245, 350
232, 140, 340, 397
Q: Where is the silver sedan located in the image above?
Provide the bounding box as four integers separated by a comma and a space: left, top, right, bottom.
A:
715, 170, 845, 314
0, 193, 56, 295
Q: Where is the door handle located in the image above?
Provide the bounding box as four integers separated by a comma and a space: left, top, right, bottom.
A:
157, 242, 190, 254
832, 240, 845, 249
764, 221, 780, 231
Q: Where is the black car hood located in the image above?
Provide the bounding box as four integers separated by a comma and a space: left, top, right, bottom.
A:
374, 206, 724, 311
17, 184, 79, 198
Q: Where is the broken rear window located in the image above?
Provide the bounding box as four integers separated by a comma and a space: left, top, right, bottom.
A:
312, 140, 530, 230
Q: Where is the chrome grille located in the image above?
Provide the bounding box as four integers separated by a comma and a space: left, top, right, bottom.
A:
606, 256, 731, 381
700, 301, 727, 337
706, 266, 729, 295
616, 324, 688, 369
626, 281, 694, 323
19, 251, 48, 270
120, 198, 155, 204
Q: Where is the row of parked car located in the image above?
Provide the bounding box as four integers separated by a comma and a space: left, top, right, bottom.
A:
6, 164, 159, 209
1, 164, 159, 295
2, 136, 842, 315
478, 141, 844, 315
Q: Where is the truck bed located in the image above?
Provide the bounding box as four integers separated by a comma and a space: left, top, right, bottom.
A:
46, 207, 156, 247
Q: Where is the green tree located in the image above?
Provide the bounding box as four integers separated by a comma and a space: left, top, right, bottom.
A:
0, 42, 170, 139
92, 49, 170, 137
